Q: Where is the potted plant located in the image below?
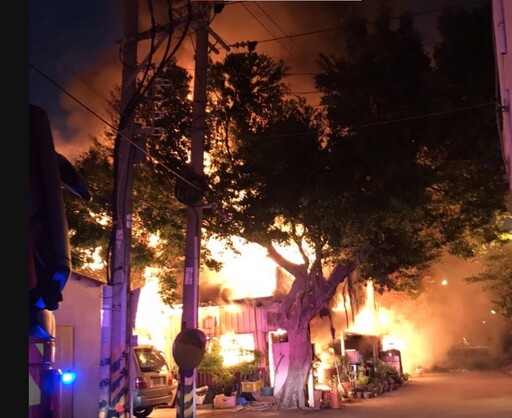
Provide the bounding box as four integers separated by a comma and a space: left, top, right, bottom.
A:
353, 373, 369, 399
364, 382, 374, 399
374, 360, 395, 392
334, 354, 353, 394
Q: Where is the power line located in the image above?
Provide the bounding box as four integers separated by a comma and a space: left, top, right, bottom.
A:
29, 62, 204, 194
254, 2, 303, 54
235, 101, 495, 140
232, 0, 488, 46
29, 62, 497, 162
347, 102, 494, 130
242, 3, 294, 57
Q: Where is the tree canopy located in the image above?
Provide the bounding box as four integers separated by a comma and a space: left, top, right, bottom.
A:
466, 241, 512, 319
204, 3, 509, 407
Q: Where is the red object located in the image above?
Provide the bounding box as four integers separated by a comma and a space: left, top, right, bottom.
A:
135, 376, 148, 389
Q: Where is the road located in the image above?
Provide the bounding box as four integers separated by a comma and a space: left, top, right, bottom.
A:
150, 370, 512, 418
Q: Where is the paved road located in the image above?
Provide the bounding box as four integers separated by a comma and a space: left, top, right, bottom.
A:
150, 370, 512, 418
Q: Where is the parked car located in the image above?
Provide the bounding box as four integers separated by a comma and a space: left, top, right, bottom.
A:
132, 345, 177, 417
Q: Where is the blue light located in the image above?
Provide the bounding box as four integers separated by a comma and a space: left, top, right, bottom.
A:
61, 370, 76, 385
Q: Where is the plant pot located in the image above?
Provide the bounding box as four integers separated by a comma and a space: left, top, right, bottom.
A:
313, 389, 323, 408
241, 380, 262, 392
213, 394, 237, 409
341, 381, 352, 393
331, 386, 341, 409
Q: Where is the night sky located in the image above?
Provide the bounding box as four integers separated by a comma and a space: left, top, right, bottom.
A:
28, 0, 479, 159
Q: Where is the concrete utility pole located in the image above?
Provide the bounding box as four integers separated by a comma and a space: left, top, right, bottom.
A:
176, 2, 211, 418
99, 1, 138, 417
97, 1, 227, 416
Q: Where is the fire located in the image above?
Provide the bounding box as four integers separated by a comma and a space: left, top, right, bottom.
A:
134, 272, 173, 351
204, 237, 303, 300
328, 281, 428, 375
135, 242, 435, 376
204, 237, 278, 299
217, 333, 256, 367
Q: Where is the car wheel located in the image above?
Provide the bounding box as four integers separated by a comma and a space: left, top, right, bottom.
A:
133, 406, 153, 417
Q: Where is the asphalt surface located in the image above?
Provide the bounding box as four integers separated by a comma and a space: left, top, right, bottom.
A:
150, 369, 512, 418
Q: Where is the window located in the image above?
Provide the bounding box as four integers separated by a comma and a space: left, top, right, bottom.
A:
134, 347, 169, 373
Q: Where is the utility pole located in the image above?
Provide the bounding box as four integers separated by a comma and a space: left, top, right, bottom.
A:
96, 1, 228, 416
176, 2, 211, 418
99, 1, 138, 417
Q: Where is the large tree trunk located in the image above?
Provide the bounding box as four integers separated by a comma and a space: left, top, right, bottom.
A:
274, 328, 312, 408
266, 249, 355, 409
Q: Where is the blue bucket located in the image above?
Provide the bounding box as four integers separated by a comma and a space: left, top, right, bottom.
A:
261, 386, 274, 396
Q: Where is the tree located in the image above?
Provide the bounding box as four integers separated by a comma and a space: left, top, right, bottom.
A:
432, 2, 512, 319
466, 242, 512, 319
207, 52, 290, 140
63, 5, 509, 409
65, 60, 193, 303
205, 4, 509, 409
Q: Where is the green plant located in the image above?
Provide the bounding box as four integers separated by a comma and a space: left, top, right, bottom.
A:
334, 354, 351, 381
354, 373, 369, 390
374, 360, 404, 383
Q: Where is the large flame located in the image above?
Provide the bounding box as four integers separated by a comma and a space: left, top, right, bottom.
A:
203, 237, 303, 301
204, 238, 278, 300
135, 246, 500, 376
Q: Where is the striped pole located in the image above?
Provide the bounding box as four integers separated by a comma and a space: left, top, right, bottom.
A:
176, 369, 196, 418
101, 0, 138, 416
176, 2, 210, 417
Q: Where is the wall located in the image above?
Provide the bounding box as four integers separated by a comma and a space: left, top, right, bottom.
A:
493, 0, 512, 193
54, 273, 103, 418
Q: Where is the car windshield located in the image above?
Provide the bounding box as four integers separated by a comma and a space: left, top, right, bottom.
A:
134, 347, 169, 373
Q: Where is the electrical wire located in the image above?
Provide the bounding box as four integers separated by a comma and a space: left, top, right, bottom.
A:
249, 0, 489, 45
136, 0, 157, 90
254, 2, 302, 54
28, 64, 190, 190
240, 2, 295, 59
29, 52, 199, 193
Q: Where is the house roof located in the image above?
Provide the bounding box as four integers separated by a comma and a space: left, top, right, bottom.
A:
70, 270, 106, 285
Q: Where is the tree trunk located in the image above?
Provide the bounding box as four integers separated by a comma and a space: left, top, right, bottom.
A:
274, 328, 312, 408
269, 259, 355, 409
